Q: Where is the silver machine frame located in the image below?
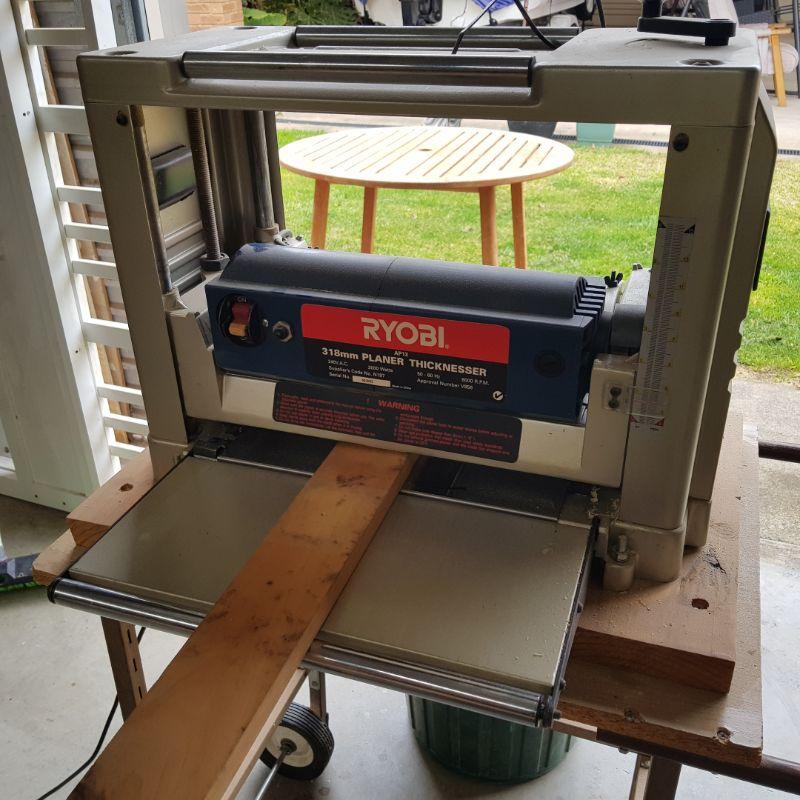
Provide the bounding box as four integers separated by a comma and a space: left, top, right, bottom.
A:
54, 23, 776, 744
76, 24, 776, 582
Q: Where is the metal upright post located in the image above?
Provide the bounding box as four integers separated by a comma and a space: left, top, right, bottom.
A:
246, 110, 279, 242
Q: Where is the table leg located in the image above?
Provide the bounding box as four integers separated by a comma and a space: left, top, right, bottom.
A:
510, 183, 527, 269
642, 755, 682, 800
770, 33, 786, 107
101, 617, 146, 720
361, 186, 378, 253
478, 186, 498, 266
629, 754, 650, 800
311, 179, 330, 249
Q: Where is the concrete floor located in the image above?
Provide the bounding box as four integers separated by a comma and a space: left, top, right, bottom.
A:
2, 375, 799, 800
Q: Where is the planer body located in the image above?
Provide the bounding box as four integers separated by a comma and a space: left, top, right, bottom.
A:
72, 24, 776, 591
205, 244, 644, 426
49, 23, 776, 734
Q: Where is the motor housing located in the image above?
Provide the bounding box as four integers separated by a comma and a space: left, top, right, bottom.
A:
205, 244, 625, 424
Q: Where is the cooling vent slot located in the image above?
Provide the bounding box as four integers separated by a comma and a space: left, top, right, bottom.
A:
573, 278, 606, 320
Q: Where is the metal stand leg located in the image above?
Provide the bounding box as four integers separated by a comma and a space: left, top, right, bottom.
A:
101, 617, 146, 720
643, 755, 682, 800
308, 669, 328, 723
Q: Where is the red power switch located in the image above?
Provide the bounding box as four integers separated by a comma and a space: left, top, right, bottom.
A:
228, 300, 253, 339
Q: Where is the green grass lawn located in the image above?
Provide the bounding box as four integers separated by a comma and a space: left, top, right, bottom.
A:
277, 129, 800, 378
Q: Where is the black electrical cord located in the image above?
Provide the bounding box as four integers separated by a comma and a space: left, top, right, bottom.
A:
510, 0, 559, 49
595, 0, 607, 26
452, 0, 565, 54
32, 627, 146, 800
452, 0, 502, 53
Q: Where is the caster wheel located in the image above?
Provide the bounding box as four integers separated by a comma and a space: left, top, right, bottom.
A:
260, 703, 334, 781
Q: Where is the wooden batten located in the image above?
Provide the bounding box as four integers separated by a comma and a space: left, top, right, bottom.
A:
70, 444, 416, 800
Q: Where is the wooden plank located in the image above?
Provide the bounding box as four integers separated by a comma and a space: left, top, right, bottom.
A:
571, 416, 743, 693
71, 444, 416, 800
67, 450, 155, 547
561, 424, 762, 768
32, 529, 88, 587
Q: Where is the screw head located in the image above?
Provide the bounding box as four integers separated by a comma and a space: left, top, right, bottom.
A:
673, 133, 690, 152
116, 112, 129, 126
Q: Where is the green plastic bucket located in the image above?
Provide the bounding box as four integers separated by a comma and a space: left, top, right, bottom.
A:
576, 122, 616, 145
408, 696, 572, 783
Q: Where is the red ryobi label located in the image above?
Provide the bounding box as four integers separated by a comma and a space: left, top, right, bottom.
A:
300, 304, 510, 404
300, 305, 510, 363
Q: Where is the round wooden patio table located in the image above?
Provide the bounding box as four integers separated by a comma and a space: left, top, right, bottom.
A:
279, 126, 574, 268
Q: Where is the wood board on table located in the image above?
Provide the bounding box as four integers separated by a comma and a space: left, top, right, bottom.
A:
571, 415, 743, 694
70, 443, 416, 800
67, 451, 155, 548
561, 423, 762, 768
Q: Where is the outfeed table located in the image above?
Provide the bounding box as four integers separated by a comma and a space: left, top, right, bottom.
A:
279, 126, 574, 268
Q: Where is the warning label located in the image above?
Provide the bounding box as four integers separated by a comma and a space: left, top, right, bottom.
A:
273, 381, 521, 463
301, 304, 509, 403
